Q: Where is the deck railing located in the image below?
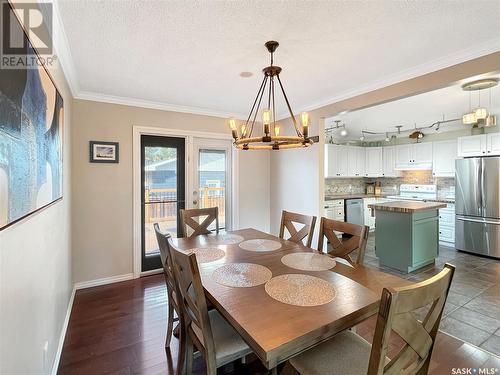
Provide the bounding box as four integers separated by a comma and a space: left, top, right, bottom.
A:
144, 187, 225, 223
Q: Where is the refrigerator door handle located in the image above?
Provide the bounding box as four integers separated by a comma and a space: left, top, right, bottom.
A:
456, 215, 500, 225
481, 158, 486, 212
476, 159, 483, 215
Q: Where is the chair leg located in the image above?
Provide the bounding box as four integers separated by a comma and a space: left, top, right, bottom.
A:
281, 362, 299, 375
165, 301, 174, 348
176, 325, 186, 375
185, 334, 194, 375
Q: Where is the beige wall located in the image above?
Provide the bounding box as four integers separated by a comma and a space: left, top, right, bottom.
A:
71, 100, 270, 284
270, 52, 500, 243
0, 2, 73, 374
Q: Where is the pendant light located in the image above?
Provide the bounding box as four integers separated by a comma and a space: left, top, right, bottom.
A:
228, 41, 313, 150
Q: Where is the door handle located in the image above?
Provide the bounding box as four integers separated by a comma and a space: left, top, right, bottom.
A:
193, 200, 198, 205
457, 216, 500, 225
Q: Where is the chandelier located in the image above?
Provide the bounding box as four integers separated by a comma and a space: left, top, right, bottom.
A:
228, 41, 313, 150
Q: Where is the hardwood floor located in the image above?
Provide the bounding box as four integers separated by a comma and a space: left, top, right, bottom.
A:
58, 273, 500, 374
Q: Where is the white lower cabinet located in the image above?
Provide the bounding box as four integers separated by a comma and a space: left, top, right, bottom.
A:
439, 203, 455, 247
363, 198, 380, 231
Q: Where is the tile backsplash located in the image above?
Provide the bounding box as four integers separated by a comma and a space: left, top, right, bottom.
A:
325, 171, 454, 198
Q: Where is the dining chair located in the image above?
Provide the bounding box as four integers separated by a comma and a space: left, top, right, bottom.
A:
279, 210, 317, 248
286, 263, 455, 375
153, 224, 181, 349
169, 241, 252, 375
179, 207, 219, 238
317, 217, 369, 265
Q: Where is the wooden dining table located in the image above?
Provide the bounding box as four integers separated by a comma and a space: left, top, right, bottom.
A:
169, 228, 410, 370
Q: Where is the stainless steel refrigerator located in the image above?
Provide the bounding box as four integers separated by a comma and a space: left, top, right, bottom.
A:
456, 157, 500, 258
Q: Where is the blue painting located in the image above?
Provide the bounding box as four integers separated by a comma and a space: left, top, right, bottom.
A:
0, 16, 63, 229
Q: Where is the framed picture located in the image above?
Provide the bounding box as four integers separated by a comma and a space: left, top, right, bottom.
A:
89, 141, 119, 163
0, 2, 64, 230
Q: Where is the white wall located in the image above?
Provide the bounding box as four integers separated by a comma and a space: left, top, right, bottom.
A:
0, 2, 73, 373
269, 117, 324, 247
238, 150, 270, 232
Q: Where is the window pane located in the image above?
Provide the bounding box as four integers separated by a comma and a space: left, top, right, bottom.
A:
198, 149, 226, 230
144, 146, 178, 256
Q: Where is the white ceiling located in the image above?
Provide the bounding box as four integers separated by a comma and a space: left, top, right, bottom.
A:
56, 0, 500, 119
325, 76, 500, 140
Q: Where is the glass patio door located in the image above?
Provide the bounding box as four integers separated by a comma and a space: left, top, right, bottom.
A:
141, 135, 185, 272
191, 138, 232, 231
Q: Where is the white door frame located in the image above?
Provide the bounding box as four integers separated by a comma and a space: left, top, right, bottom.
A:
132, 126, 239, 278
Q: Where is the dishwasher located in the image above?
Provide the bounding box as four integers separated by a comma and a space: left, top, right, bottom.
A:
346, 199, 364, 226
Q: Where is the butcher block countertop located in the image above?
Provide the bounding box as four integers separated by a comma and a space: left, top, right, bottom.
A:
325, 194, 389, 200
368, 201, 447, 213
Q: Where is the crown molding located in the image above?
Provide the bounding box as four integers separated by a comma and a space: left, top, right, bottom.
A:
75, 90, 246, 119
52, 0, 80, 97
278, 38, 500, 120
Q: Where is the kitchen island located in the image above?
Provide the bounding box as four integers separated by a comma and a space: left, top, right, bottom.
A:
368, 201, 447, 273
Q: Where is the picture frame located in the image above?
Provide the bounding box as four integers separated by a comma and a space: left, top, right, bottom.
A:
0, 1, 64, 230
89, 141, 119, 163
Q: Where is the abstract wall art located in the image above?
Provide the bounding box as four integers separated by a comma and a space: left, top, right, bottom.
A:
0, 5, 64, 230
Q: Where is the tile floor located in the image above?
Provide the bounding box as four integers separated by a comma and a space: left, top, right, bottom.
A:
362, 234, 500, 355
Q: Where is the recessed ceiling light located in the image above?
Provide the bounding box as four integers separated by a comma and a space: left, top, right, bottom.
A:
239, 71, 253, 78
339, 110, 348, 115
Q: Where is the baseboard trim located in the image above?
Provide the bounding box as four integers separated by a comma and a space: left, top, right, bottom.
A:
140, 268, 163, 277
74, 273, 135, 290
51, 285, 76, 375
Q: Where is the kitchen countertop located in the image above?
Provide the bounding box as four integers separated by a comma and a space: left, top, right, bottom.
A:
368, 201, 447, 213
325, 194, 390, 200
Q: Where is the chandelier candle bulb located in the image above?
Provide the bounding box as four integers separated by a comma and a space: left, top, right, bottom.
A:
262, 109, 271, 135
228, 118, 239, 139
301, 112, 310, 138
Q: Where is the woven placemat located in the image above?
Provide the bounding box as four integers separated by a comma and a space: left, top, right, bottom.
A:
265, 274, 336, 306
281, 252, 336, 271
212, 263, 272, 287
189, 247, 225, 263
207, 233, 244, 245
239, 239, 282, 252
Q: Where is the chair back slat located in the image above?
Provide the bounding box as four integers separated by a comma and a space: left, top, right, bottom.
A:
317, 217, 369, 265
169, 241, 217, 364
279, 210, 316, 247
180, 207, 219, 237
153, 224, 177, 307
367, 264, 455, 375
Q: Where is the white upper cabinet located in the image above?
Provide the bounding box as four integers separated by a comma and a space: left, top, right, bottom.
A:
457, 134, 500, 157
365, 147, 383, 177
487, 133, 500, 155
432, 140, 457, 177
395, 144, 413, 167
457, 134, 487, 157
395, 143, 433, 169
382, 146, 399, 177
347, 146, 366, 177
325, 144, 348, 177
413, 142, 433, 163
